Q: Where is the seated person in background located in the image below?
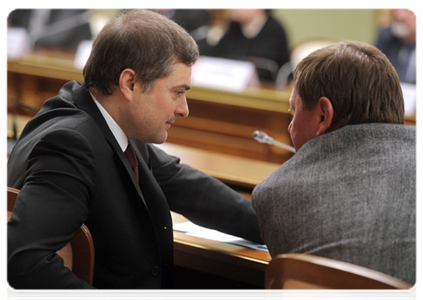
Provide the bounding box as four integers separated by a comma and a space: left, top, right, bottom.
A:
374, 9, 416, 84
8, 9, 92, 50
203, 9, 290, 83
7, 9, 263, 289
252, 41, 415, 285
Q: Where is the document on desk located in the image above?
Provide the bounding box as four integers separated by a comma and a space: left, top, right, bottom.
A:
173, 221, 268, 252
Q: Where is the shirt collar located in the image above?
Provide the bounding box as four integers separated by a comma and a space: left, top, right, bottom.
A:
90, 91, 128, 152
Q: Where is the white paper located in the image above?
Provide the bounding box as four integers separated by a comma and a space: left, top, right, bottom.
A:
191, 56, 260, 92
173, 221, 268, 251
73, 39, 93, 69
7, 27, 31, 59
401, 82, 416, 117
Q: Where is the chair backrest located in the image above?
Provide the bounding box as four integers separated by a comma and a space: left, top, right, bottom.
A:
7, 187, 95, 285
265, 253, 411, 289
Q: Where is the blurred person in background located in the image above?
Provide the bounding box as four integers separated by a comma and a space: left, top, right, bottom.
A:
8, 9, 92, 50
374, 9, 416, 84
203, 9, 290, 84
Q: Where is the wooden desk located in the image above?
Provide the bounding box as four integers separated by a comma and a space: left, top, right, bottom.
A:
172, 212, 271, 288
156, 142, 279, 191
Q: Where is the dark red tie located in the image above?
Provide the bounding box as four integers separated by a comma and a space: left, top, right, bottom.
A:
124, 144, 139, 183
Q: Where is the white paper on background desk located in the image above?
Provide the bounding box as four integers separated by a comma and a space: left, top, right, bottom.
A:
173, 221, 268, 252
7, 27, 31, 59
74, 39, 94, 69
401, 82, 416, 117
191, 56, 260, 92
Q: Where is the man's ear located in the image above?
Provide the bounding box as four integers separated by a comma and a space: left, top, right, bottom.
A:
119, 68, 137, 101
317, 97, 334, 135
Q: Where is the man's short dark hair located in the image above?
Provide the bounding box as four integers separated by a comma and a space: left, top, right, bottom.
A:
83, 9, 199, 95
294, 40, 404, 128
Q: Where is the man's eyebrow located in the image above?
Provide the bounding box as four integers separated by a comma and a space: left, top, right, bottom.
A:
172, 84, 191, 92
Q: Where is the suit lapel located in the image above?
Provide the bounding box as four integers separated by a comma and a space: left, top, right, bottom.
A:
131, 142, 174, 264
72, 83, 148, 208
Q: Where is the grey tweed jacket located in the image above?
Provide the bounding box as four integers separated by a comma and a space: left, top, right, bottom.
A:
252, 123, 416, 285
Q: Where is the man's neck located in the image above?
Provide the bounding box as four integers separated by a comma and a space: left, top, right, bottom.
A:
89, 87, 129, 151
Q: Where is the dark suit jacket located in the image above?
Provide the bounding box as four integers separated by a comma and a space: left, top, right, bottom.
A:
7, 81, 263, 289
374, 26, 416, 84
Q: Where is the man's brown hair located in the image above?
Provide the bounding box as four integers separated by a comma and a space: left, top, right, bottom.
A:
83, 9, 199, 95
294, 40, 404, 128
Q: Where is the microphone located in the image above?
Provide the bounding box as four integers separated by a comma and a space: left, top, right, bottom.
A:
253, 131, 296, 153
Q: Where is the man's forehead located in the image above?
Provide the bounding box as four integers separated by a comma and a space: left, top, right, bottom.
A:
162, 63, 192, 86
289, 89, 298, 105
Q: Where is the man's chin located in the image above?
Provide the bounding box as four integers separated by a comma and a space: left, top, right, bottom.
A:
136, 131, 168, 144
151, 133, 168, 145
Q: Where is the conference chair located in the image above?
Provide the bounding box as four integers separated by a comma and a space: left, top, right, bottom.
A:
7, 187, 95, 285
265, 253, 411, 289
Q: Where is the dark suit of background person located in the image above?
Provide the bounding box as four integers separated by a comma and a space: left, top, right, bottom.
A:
7, 10, 263, 289
374, 9, 416, 84
252, 41, 416, 285
8, 9, 92, 49
203, 9, 290, 83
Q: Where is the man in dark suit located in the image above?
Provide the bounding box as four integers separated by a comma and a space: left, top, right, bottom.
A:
7, 9, 263, 289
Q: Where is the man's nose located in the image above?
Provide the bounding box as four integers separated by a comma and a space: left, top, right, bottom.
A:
176, 97, 189, 118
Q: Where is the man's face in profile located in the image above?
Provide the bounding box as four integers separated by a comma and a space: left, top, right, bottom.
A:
124, 63, 192, 144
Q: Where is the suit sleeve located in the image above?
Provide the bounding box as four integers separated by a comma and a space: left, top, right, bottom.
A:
144, 143, 264, 244
8, 129, 96, 289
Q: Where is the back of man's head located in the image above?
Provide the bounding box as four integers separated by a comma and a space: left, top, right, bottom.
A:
83, 9, 199, 96
294, 40, 404, 129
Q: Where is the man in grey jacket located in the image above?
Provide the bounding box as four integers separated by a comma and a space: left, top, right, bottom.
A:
252, 41, 415, 285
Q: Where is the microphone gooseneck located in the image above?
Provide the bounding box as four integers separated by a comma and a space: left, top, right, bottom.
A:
253, 131, 296, 153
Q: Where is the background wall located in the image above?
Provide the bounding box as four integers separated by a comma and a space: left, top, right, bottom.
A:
271, 9, 383, 47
